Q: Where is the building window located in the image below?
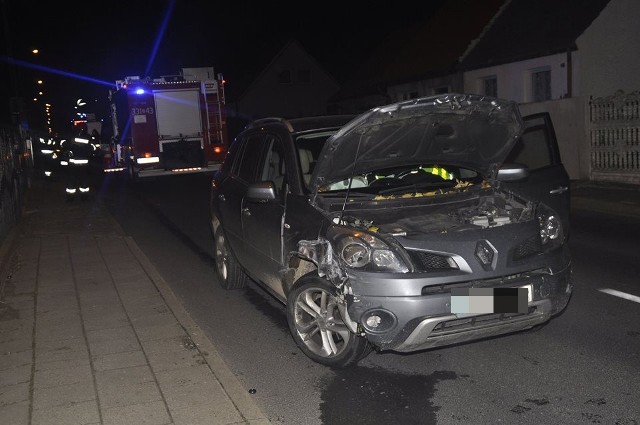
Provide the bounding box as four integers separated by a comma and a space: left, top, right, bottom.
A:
483, 76, 497, 97
532, 69, 551, 101
297, 69, 312, 84
277, 69, 292, 84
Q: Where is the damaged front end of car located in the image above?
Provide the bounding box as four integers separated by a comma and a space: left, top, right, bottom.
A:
295, 180, 572, 354
285, 93, 572, 363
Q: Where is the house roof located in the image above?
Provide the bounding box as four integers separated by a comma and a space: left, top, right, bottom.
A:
221, 36, 288, 104
223, 38, 340, 105
332, 0, 505, 101
459, 0, 612, 70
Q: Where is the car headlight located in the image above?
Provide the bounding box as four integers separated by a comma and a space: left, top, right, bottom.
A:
537, 205, 563, 245
327, 226, 409, 272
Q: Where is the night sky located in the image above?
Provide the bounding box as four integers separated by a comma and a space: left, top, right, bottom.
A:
1, 0, 446, 132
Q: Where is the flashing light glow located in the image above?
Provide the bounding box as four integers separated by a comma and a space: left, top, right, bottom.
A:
144, 0, 175, 77
213, 146, 222, 154
0, 56, 114, 88
135, 88, 145, 95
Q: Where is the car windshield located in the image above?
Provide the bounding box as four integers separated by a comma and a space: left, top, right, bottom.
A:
294, 129, 484, 197
316, 163, 483, 197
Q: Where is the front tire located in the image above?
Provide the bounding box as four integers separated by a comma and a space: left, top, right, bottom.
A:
213, 224, 248, 289
287, 276, 371, 367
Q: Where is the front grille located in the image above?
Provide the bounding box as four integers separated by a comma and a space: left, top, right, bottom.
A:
421, 272, 538, 296
408, 250, 457, 272
513, 235, 543, 260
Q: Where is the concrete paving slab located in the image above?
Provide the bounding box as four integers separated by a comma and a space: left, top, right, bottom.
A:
0, 400, 29, 424
101, 400, 172, 425
31, 399, 100, 425
32, 380, 95, 410
0, 381, 29, 405
91, 349, 148, 372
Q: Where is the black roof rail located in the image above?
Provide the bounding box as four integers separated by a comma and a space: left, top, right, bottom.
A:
245, 117, 293, 132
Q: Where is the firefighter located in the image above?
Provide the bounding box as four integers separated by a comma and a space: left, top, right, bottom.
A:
60, 131, 94, 200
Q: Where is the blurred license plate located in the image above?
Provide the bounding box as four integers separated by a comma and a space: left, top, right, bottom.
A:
451, 286, 530, 314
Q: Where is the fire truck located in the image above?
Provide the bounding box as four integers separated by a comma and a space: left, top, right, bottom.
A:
106, 67, 228, 181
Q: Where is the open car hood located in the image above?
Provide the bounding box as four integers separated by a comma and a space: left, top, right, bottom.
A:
310, 94, 524, 192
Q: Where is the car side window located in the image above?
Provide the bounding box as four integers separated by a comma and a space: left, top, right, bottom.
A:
261, 135, 287, 196
506, 127, 552, 170
235, 134, 265, 183
506, 113, 559, 171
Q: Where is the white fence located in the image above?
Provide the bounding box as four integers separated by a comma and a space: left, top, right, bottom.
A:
519, 92, 640, 185
589, 91, 640, 184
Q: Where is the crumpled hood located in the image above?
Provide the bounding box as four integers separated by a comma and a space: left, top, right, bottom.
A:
310, 94, 523, 192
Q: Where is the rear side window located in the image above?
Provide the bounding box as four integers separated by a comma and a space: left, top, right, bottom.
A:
234, 134, 265, 183
261, 135, 287, 196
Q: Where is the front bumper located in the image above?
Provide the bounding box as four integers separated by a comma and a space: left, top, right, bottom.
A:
347, 263, 573, 353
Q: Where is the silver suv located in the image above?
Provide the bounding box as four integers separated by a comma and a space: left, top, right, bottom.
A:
210, 94, 573, 367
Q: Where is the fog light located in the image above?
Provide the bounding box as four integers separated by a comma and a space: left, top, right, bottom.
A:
366, 316, 382, 328
362, 309, 397, 333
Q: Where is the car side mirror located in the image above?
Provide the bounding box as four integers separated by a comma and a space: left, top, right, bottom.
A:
246, 181, 277, 202
497, 163, 529, 182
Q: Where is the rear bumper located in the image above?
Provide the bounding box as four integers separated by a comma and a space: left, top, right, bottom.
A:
137, 162, 221, 178
104, 161, 221, 177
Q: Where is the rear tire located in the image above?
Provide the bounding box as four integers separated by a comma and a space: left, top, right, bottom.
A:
213, 225, 248, 289
287, 275, 371, 367
128, 163, 138, 185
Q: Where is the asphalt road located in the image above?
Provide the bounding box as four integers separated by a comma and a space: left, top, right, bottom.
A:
96, 172, 640, 425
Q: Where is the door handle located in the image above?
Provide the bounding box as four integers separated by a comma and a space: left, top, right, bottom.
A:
218, 194, 226, 201
242, 207, 251, 216
549, 186, 568, 195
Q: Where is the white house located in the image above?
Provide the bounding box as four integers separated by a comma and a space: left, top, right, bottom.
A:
459, 0, 640, 103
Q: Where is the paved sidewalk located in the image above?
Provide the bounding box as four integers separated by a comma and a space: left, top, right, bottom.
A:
0, 177, 271, 425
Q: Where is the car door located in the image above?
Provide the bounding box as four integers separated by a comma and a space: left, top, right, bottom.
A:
503, 112, 571, 238
241, 134, 288, 300
217, 133, 266, 266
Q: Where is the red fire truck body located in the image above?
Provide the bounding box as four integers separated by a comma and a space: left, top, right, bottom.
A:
107, 67, 227, 180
